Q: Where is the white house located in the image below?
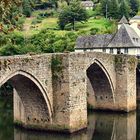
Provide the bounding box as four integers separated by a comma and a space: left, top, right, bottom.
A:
130, 15, 140, 37
75, 16, 140, 56
81, 1, 94, 10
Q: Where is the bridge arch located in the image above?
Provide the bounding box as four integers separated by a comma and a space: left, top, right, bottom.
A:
86, 59, 115, 110
0, 70, 52, 125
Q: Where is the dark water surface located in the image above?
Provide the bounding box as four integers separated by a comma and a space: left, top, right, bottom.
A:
0, 97, 139, 140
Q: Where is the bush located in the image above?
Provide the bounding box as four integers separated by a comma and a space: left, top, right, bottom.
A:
0, 44, 23, 56
90, 28, 99, 35
34, 2, 53, 10
87, 9, 94, 18
31, 19, 42, 25
0, 28, 78, 56
38, 10, 54, 18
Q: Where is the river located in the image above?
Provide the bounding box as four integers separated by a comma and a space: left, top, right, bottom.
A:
0, 96, 139, 140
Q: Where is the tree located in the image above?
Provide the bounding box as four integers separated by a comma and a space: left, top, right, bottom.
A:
58, 0, 88, 30
129, 0, 139, 17
0, 0, 36, 33
100, 0, 109, 18
100, 0, 132, 19
119, 0, 130, 18
22, 0, 32, 17
0, 0, 22, 19
49, 0, 58, 9
109, 0, 119, 19
0, 0, 22, 33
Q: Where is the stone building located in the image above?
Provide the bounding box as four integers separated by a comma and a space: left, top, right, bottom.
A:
81, 1, 94, 9
75, 16, 140, 55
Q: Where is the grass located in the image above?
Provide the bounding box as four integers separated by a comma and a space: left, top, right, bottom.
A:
22, 17, 58, 36
65, 18, 116, 33
21, 10, 117, 36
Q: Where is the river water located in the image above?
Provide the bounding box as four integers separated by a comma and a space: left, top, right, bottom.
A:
0, 96, 139, 140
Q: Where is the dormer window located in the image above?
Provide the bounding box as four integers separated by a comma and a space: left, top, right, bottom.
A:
133, 37, 135, 41
133, 37, 138, 42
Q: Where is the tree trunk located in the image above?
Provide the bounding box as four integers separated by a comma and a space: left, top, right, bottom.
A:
72, 20, 75, 30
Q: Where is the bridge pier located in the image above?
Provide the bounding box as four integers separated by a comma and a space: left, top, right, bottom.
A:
51, 54, 87, 133
115, 55, 137, 112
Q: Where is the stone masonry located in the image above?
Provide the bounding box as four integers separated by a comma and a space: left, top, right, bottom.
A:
0, 52, 137, 133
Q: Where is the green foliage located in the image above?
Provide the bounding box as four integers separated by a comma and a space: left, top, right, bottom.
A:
0, 0, 118, 56
58, 0, 89, 30
0, 29, 79, 56
31, 18, 42, 25
38, 10, 55, 18
0, 44, 24, 56
100, 0, 138, 19
109, 0, 119, 19
87, 9, 95, 18
119, 0, 130, 18
22, 0, 32, 17
0, 83, 13, 97
129, 0, 139, 17
90, 28, 99, 35
51, 55, 63, 80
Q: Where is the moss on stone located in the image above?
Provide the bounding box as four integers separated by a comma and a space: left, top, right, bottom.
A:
87, 102, 94, 110
114, 55, 126, 72
14, 120, 23, 126
128, 57, 136, 71
51, 55, 63, 80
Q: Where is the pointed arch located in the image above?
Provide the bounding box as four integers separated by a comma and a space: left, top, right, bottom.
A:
86, 59, 115, 110
0, 70, 52, 122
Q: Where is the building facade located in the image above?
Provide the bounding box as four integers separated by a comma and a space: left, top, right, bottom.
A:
75, 16, 140, 56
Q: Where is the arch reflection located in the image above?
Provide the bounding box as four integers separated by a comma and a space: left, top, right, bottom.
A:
14, 111, 136, 140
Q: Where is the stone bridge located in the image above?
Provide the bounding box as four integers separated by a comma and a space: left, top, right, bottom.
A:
0, 52, 137, 133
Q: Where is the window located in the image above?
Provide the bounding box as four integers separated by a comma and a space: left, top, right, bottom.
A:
124, 48, 128, 54
117, 48, 121, 54
103, 48, 106, 53
110, 48, 113, 54
84, 49, 87, 52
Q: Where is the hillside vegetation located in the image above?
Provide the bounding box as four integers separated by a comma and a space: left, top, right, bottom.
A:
0, 0, 139, 55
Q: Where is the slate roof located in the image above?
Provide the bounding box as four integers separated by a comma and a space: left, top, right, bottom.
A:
76, 23, 140, 49
108, 24, 140, 48
76, 34, 114, 49
118, 16, 129, 24
131, 15, 140, 20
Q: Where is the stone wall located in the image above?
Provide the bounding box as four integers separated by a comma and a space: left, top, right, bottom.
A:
0, 53, 87, 133
51, 53, 87, 132
115, 55, 137, 112
0, 52, 137, 132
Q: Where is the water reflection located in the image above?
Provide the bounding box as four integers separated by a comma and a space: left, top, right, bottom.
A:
0, 95, 137, 140
14, 111, 136, 140
0, 95, 14, 140
89, 112, 136, 140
